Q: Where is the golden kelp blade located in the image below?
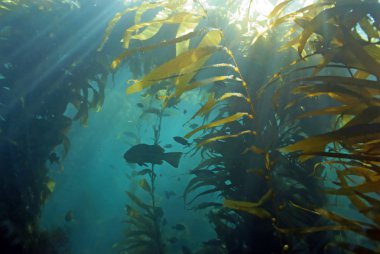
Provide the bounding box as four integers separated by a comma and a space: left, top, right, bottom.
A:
98, 1, 176, 51
168, 75, 239, 104
123, 13, 202, 48
297, 105, 361, 119
268, 2, 333, 29
185, 112, 251, 139
223, 189, 273, 219
138, 179, 152, 193
126, 204, 141, 218
343, 106, 380, 128
191, 93, 216, 120
218, 92, 248, 101
344, 30, 380, 78
125, 29, 222, 95
223, 200, 271, 218
359, 18, 380, 39
168, 29, 223, 99
0, 4, 10, 11
275, 225, 350, 234
126, 46, 220, 94
98, 11, 130, 51
278, 133, 332, 157
133, 0, 185, 24
328, 180, 380, 195
186, 91, 249, 126
243, 145, 265, 155
46, 179, 56, 193
126, 191, 151, 210
111, 30, 201, 69
268, 0, 294, 20
291, 202, 365, 232
280, 123, 380, 160
176, 17, 202, 56
196, 130, 255, 148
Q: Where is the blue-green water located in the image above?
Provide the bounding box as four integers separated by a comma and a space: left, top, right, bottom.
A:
1, 1, 380, 254
40, 67, 214, 254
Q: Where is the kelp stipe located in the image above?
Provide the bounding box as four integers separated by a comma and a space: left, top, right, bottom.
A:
120, 105, 166, 253
0, 1, 110, 253
100, 0, 380, 253
262, 0, 380, 252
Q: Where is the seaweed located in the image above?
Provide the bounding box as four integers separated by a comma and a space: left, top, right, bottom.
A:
0, 1, 110, 252
100, 0, 380, 252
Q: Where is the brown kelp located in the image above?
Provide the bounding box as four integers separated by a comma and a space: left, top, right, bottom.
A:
101, 0, 380, 253
0, 1, 110, 253
265, 0, 380, 252
120, 94, 187, 253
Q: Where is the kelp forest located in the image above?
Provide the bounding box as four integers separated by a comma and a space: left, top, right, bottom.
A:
1, 0, 380, 253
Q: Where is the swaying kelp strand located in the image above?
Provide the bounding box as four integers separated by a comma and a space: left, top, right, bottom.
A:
98, 0, 380, 253
263, 0, 380, 252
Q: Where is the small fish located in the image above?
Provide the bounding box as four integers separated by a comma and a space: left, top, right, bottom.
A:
189, 123, 198, 129
124, 144, 182, 168
172, 223, 186, 231
136, 102, 144, 108
165, 96, 180, 108
164, 144, 173, 149
183, 109, 187, 114
202, 239, 222, 246
173, 136, 191, 146
65, 210, 74, 222
164, 191, 176, 199
168, 237, 178, 244
48, 152, 60, 164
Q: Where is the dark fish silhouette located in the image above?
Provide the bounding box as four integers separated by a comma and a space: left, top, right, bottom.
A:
173, 136, 190, 146
65, 210, 74, 222
203, 239, 222, 246
172, 223, 186, 231
168, 237, 178, 244
48, 152, 60, 164
164, 191, 176, 199
189, 123, 198, 129
124, 144, 182, 168
136, 102, 144, 108
190, 169, 215, 178
164, 144, 173, 149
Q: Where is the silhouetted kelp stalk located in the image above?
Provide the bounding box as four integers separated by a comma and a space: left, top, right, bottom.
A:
98, 0, 325, 253
120, 102, 169, 253
257, 0, 380, 252
98, 0, 380, 253
0, 1, 110, 253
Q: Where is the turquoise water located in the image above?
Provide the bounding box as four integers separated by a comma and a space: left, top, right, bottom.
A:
1, 1, 380, 254
40, 66, 214, 253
